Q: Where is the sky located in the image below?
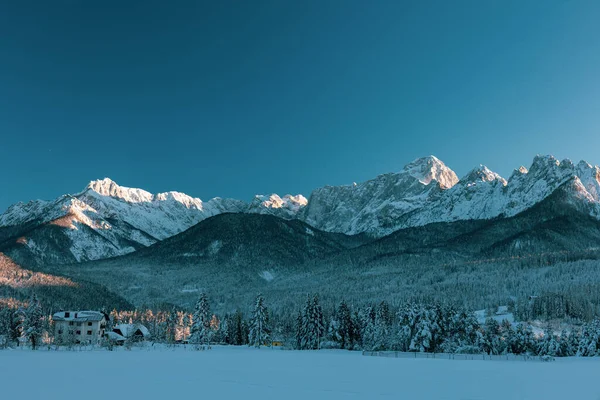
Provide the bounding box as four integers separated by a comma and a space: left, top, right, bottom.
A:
1, 1, 600, 211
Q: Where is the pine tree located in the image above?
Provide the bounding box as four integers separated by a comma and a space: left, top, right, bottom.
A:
510, 323, 536, 355
295, 310, 304, 349
190, 293, 212, 348
410, 311, 434, 352
363, 303, 390, 351
306, 295, 325, 349
232, 311, 246, 346
220, 317, 230, 344
296, 295, 325, 350
561, 329, 578, 357
481, 318, 502, 355
12, 306, 26, 346
24, 294, 43, 350
0, 306, 10, 348
183, 313, 192, 342
331, 301, 354, 350
537, 326, 560, 357
577, 319, 600, 356
248, 294, 270, 347
165, 307, 178, 344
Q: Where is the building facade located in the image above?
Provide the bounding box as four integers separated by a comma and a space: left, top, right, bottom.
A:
52, 311, 107, 345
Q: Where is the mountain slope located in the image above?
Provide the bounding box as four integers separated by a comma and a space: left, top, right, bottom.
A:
42, 180, 600, 311
337, 176, 600, 267
2, 154, 600, 270
47, 213, 369, 307
300, 155, 600, 237
0, 179, 311, 266
300, 156, 459, 236
133, 212, 359, 266
0, 252, 132, 310
0, 179, 248, 265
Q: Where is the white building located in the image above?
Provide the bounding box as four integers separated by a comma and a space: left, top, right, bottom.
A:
52, 311, 107, 345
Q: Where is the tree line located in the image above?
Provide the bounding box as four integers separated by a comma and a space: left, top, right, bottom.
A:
3, 292, 600, 357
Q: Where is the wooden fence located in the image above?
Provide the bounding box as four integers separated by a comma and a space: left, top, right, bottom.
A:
362, 351, 554, 362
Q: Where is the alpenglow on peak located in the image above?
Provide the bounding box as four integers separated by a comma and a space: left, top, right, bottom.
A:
403, 156, 459, 189
85, 178, 156, 203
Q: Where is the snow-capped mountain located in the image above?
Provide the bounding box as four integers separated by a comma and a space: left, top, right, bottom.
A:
0, 178, 312, 265
78, 178, 248, 241
247, 193, 308, 219
2, 154, 600, 267
300, 156, 459, 236
299, 155, 600, 237
0, 179, 247, 264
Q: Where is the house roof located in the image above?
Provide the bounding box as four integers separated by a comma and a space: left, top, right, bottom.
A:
52, 311, 106, 322
113, 324, 150, 338
106, 331, 126, 342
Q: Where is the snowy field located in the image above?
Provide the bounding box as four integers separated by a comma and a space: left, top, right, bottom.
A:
2, 346, 600, 400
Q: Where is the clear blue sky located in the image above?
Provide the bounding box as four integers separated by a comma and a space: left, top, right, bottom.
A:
1, 1, 600, 212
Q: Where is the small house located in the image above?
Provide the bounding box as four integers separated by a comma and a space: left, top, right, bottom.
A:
105, 331, 126, 345
113, 324, 151, 341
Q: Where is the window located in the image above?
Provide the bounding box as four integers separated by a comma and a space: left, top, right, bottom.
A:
87, 322, 92, 326
68, 330, 73, 335
87, 331, 92, 335
64, 312, 70, 318
76, 330, 81, 335
58, 330, 63, 334
69, 321, 74, 326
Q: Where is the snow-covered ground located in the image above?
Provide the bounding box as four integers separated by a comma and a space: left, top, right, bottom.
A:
475, 305, 515, 324
1, 346, 599, 399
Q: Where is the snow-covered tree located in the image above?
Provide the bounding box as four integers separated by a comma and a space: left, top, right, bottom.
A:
24, 294, 43, 350
12, 306, 26, 346
537, 327, 560, 357
363, 302, 391, 351
248, 294, 270, 347
296, 295, 325, 350
165, 307, 178, 344
329, 301, 354, 349
509, 323, 536, 355
560, 329, 578, 357
577, 319, 600, 356
190, 293, 212, 348
481, 318, 503, 355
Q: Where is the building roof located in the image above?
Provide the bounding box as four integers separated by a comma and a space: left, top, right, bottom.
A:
113, 324, 150, 338
106, 331, 126, 342
52, 311, 106, 322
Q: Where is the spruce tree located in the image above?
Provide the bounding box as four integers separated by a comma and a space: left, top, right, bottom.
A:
190, 293, 212, 348
248, 294, 270, 347
24, 294, 43, 350
12, 306, 26, 346
577, 319, 600, 356
165, 307, 178, 344
332, 301, 354, 350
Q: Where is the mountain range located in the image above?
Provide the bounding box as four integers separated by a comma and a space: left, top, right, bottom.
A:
2, 154, 600, 310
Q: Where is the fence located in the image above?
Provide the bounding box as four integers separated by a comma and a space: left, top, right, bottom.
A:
362, 351, 554, 362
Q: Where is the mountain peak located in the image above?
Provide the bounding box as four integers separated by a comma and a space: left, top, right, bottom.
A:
86, 178, 153, 203
251, 193, 308, 213
463, 165, 507, 185
529, 154, 559, 172
403, 156, 458, 189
